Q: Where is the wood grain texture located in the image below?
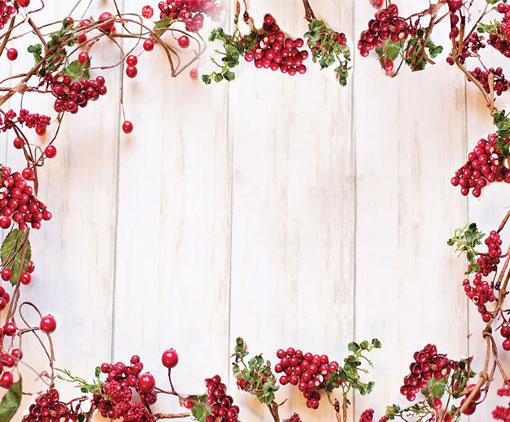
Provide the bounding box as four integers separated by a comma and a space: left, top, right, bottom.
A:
354, 0, 469, 418
227, 1, 355, 420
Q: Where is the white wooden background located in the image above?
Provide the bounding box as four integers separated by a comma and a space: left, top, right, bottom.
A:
2, 0, 509, 420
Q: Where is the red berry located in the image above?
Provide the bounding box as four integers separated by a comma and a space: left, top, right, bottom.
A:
20, 272, 31, 285
78, 51, 89, 64
11, 349, 22, 359
162, 349, 179, 368
183, 398, 194, 409
13, 137, 23, 149
178, 35, 190, 49
143, 39, 155, 51
142, 5, 154, 19
40, 315, 57, 333
0, 217, 11, 230
385, 59, 394, 72
1, 268, 12, 281
122, 121, 133, 134
126, 55, 138, 66
0, 372, 13, 389
503, 338, 510, 351
190, 68, 198, 80
22, 167, 34, 180
138, 372, 155, 393
126, 66, 138, 78
45, 145, 57, 158
17, 0, 30, 6
6, 48, 17, 61
3, 322, 16, 336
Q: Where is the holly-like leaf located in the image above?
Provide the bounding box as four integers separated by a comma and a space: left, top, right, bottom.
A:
190, 395, 211, 422
64, 60, 90, 82
1, 229, 31, 286
0, 379, 22, 422
153, 17, 174, 37
430, 380, 446, 398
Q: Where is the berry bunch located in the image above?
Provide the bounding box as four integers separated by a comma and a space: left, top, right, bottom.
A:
0, 166, 52, 230
447, 0, 463, 39
46, 74, 107, 114
357, 4, 410, 57
359, 408, 389, 422
451, 134, 510, 197
493, 383, 510, 422
500, 323, 510, 351
400, 344, 458, 401
477, 230, 502, 276
486, 3, 510, 58
454, 32, 485, 65
204, 375, 239, 422
274, 347, 340, 409
22, 388, 80, 421
284, 413, 302, 422
469, 67, 509, 97
462, 273, 495, 322
0, 0, 15, 31
158, 0, 221, 32
93, 356, 155, 421
244, 14, 308, 75
0, 109, 51, 136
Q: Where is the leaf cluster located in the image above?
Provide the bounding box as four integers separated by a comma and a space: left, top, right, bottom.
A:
493, 110, 510, 157
447, 223, 485, 273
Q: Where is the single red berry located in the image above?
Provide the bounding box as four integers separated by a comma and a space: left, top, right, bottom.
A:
142, 5, 154, 18
432, 398, 442, 410
1, 268, 12, 281
143, 38, 155, 51
138, 372, 155, 392
40, 315, 57, 333
36, 125, 46, 136
45, 145, 57, 158
178, 35, 190, 49
126, 66, 138, 78
17, 0, 30, 7
503, 338, 510, 351
20, 272, 31, 285
370, 0, 384, 8
162, 349, 179, 368
122, 120, 133, 134
6, 48, 18, 61
13, 137, 23, 149
78, 51, 89, 64
385, 59, 394, 72
98, 11, 115, 32
0, 372, 13, 389
126, 55, 138, 66
183, 398, 194, 409
11, 349, 22, 359
190, 68, 198, 80
22, 167, 34, 180
0, 217, 11, 230
4, 322, 16, 336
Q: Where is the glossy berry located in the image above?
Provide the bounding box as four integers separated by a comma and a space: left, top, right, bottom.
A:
142, 5, 154, 19
40, 314, 56, 333
122, 121, 133, 134
0, 372, 13, 389
3, 322, 16, 336
13, 137, 23, 149
126, 55, 138, 66
6, 48, 17, 61
138, 372, 155, 393
17, 0, 30, 6
78, 51, 88, 64
162, 348, 179, 368
126, 66, 138, 78
22, 167, 34, 180
178, 35, 190, 48
0, 217, 11, 229
20, 271, 31, 285
45, 145, 57, 158
1, 268, 12, 281
143, 38, 155, 51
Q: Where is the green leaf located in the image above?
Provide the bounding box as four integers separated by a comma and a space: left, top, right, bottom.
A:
385, 41, 402, 61
153, 17, 174, 37
372, 338, 382, 349
0, 379, 22, 422
1, 229, 31, 286
27, 43, 43, 63
348, 342, 360, 353
430, 380, 446, 398
190, 395, 211, 422
64, 60, 90, 82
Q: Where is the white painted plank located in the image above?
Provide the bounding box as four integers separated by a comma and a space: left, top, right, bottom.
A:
354, 0, 469, 418
113, 0, 232, 415
228, 0, 355, 420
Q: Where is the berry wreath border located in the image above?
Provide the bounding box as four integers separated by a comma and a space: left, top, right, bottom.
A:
0, 0, 509, 421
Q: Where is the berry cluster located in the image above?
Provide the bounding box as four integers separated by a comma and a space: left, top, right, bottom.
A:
470, 67, 509, 96
0, 109, 51, 136
0, 166, 52, 230
0, 347, 21, 389
447, 0, 463, 39
205, 375, 239, 422
158, 0, 221, 32
463, 273, 495, 322
274, 347, 339, 409
0, 0, 15, 31
477, 230, 502, 276
400, 344, 458, 401
47, 74, 107, 114
359, 409, 389, 422
244, 14, 308, 75
493, 383, 510, 421
22, 388, 80, 422
93, 356, 155, 421
487, 3, 510, 58
0, 285, 11, 311
451, 134, 510, 197
357, 4, 410, 57
284, 413, 302, 422
453, 32, 485, 65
